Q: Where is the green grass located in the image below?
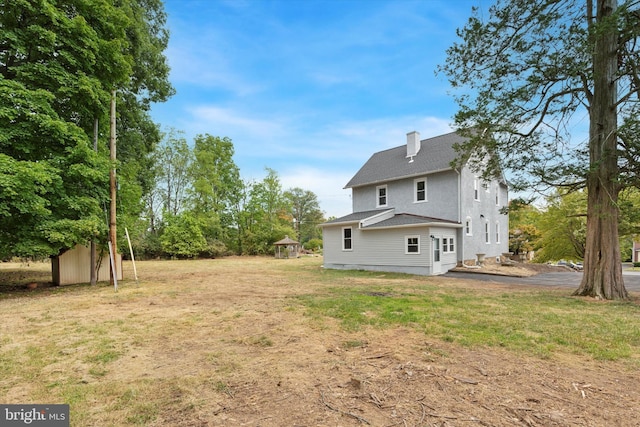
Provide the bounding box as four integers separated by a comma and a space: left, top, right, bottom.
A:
296, 282, 640, 362
2, 257, 640, 425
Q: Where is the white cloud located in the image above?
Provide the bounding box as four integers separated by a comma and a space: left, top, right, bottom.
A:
187, 105, 287, 137
279, 166, 354, 219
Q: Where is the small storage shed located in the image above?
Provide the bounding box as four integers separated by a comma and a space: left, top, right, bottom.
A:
274, 236, 300, 259
52, 244, 122, 285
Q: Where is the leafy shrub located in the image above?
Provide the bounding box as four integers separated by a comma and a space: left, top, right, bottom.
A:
160, 213, 208, 258
199, 239, 229, 258
305, 238, 322, 252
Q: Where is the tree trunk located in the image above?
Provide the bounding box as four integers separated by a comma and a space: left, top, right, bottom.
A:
573, 0, 628, 299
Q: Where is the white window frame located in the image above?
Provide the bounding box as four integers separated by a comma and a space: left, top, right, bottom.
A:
376, 185, 388, 208
465, 217, 472, 236
485, 221, 490, 244
405, 235, 420, 254
442, 237, 455, 253
495, 184, 500, 206
473, 178, 480, 201
414, 177, 427, 203
495, 221, 500, 243
342, 226, 353, 251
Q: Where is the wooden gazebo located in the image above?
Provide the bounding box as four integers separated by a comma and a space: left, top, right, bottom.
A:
274, 235, 300, 259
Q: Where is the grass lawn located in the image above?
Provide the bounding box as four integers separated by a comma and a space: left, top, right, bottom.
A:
1, 256, 639, 426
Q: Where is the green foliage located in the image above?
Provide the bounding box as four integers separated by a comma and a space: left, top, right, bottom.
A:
534, 190, 586, 263
305, 238, 323, 252
199, 239, 229, 259
154, 129, 193, 217
237, 169, 296, 255
440, 0, 640, 298
508, 199, 541, 256
284, 187, 325, 244
438, 0, 606, 189
190, 134, 241, 215
135, 135, 322, 259
0, 0, 173, 258
159, 213, 207, 258
511, 188, 640, 263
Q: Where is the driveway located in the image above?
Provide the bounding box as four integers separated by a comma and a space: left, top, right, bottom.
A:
444, 268, 640, 292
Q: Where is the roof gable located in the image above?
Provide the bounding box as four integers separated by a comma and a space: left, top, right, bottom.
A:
345, 131, 465, 189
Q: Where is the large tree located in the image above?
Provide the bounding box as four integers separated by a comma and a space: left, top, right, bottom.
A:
284, 187, 324, 244
440, 0, 640, 299
241, 169, 295, 254
0, 0, 173, 258
189, 134, 242, 242
154, 129, 192, 217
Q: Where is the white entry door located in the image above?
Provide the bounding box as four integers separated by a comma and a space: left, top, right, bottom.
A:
432, 237, 442, 275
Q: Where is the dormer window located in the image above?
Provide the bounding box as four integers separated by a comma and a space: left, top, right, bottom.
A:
376, 185, 388, 207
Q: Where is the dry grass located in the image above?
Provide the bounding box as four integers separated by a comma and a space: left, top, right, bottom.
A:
1, 257, 639, 426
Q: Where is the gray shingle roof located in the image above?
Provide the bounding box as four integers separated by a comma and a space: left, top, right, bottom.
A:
320, 210, 461, 229
345, 131, 465, 189
322, 209, 391, 225
361, 213, 460, 229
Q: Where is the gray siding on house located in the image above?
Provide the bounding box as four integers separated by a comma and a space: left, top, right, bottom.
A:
352, 170, 460, 220
322, 130, 509, 276
322, 223, 459, 275
436, 226, 459, 270
458, 165, 509, 262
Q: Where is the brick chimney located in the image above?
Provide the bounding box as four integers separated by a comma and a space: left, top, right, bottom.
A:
406, 131, 421, 158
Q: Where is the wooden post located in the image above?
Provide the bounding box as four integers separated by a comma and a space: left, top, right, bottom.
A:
109, 90, 117, 287
91, 118, 98, 286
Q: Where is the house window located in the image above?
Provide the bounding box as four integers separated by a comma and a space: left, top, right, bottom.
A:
474, 179, 480, 201
406, 235, 420, 254
414, 178, 427, 202
495, 221, 500, 243
485, 222, 490, 244
376, 185, 388, 207
342, 227, 353, 251
495, 185, 500, 206
465, 217, 472, 235
443, 237, 455, 253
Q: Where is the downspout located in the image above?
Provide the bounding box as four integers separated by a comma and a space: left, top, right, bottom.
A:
456, 168, 463, 266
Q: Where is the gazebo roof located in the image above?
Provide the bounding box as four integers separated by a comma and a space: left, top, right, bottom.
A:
274, 235, 299, 246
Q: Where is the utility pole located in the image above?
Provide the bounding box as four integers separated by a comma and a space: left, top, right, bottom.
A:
109, 90, 117, 287
90, 118, 98, 286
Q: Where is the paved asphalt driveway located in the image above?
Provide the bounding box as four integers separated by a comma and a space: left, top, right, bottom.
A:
444, 268, 640, 292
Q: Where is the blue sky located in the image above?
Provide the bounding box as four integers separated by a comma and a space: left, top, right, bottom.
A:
151, 0, 484, 218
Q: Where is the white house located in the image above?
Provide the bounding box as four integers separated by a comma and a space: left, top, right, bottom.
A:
321, 131, 509, 275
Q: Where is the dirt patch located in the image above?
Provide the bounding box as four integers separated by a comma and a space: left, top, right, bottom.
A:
1, 257, 639, 426
451, 260, 573, 277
